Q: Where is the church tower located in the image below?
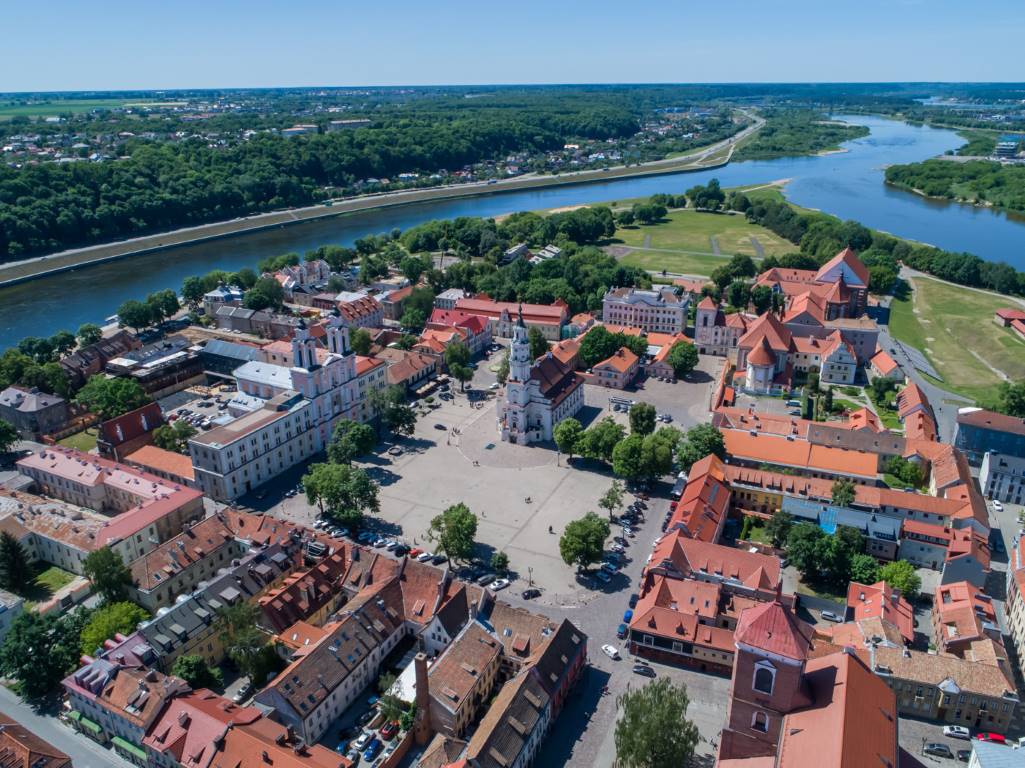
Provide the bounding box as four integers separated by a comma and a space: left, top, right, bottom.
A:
508, 306, 532, 383
290, 318, 319, 371
500, 306, 534, 444
326, 310, 351, 356
719, 596, 814, 761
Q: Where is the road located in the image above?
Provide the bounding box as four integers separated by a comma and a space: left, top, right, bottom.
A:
0, 687, 134, 768
0, 114, 764, 288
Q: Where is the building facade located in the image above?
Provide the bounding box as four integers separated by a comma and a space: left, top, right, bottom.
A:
602, 286, 689, 334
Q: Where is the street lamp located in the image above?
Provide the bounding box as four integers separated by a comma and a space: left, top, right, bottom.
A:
527, 567, 533, 587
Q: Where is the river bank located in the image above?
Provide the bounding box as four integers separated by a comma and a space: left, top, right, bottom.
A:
0, 117, 760, 289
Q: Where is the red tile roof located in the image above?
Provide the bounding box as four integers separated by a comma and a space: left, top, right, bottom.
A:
738, 312, 792, 354
734, 600, 814, 660
144, 689, 261, 768
124, 444, 195, 482
870, 349, 900, 376
99, 402, 164, 447
846, 581, 914, 644
0, 712, 70, 768
815, 247, 870, 286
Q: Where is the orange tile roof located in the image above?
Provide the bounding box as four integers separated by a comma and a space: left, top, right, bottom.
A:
738, 312, 792, 353
735, 600, 813, 660
715, 407, 812, 439
648, 533, 781, 592
870, 349, 900, 376
213, 716, 347, 768
776, 650, 896, 768
0, 712, 70, 768
130, 515, 236, 591
594, 346, 639, 373
841, 407, 883, 433
144, 689, 261, 768
454, 298, 567, 324
846, 581, 914, 643
722, 431, 878, 478
124, 444, 196, 482
815, 247, 870, 286
429, 623, 502, 714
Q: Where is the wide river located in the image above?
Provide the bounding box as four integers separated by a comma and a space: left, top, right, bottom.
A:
2, 114, 1025, 345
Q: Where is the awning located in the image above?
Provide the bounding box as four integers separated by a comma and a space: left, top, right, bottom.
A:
66, 710, 81, 723
78, 715, 103, 735
112, 736, 147, 760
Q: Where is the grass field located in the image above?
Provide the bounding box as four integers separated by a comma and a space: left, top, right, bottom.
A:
59, 427, 98, 452
617, 249, 737, 277
614, 209, 795, 259
889, 276, 1025, 403
15, 564, 76, 608
0, 98, 143, 120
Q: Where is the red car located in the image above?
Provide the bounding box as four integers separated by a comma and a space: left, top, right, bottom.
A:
378, 721, 398, 740
975, 733, 1006, 744
409, 548, 422, 558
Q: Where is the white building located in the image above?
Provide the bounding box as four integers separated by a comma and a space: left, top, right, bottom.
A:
497, 310, 583, 445
189, 314, 387, 500
980, 452, 1025, 505
602, 286, 689, 334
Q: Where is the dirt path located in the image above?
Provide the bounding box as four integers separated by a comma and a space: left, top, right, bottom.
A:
710, 236, 721, 256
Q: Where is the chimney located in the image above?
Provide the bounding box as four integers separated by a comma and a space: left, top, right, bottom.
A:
413, 653, 432, 745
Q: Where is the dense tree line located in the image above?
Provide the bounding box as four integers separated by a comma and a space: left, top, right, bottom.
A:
733, 110, 870, 161
885, 159, 1025, 216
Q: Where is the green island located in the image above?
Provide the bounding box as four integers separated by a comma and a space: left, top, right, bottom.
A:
885, 157, 1025, 215
732, 110, 869, 161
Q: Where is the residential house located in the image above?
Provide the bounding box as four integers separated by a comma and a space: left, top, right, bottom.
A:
1006, 536, 1025, 682
257, 550, 350, 633
980, 451, 1025, 505
336, 295, 384, 329
0, 386, 68, 440
123, 445, 196, 488
378, 348, 438, 391
380, 285, 414, 321
202, 285, 245, 317
955, 407, 1025, 465
434, 288, 465, 310
591, 347, 639, 389
694, 298, 753, 358
0, 712, 71, 768
428, 622, 503, 737
60, 330, 140, 386
462, 670, 551, 768
846, 581, 914, 645
869, 348, 904, 382
453, 298, 568, 341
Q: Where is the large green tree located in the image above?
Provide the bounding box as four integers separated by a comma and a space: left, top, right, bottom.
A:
303, 463, 380, 529
676, 424, 725, 471
116, 299, 154, 331
629, 402, 656, 436
76, 323, 103, 347
80, 602, 149, 655
428, 503, 478, 562
172, 654, 224, 690
0, 610, 92, 702
0, 419, 17, 454
878, 560, 922, 601
370, 385, 418, 437
74, 375, 149, 420
597, 481, 625, 520
217, 602, 272, 683
559, 512, 610, 571
350, 328, 373, 356
0, 532, 31, 592
666, 342, 698, 378
152, 421, 197, 454
615, 678, 700, 768
764, 510, 793, 549
327, 419, 377, 464
528, 327, 549, 360
577, 417, 625, 464
83, 547, 133, 603
553, 418, 584, 459
243, 276, 285, 311
831, 478, 856, 508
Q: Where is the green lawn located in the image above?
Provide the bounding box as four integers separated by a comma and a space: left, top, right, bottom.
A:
0, 98, 168, 120
614, 208, 794, 259
14, 564, 76, 608
617, 249, 737, 277
888, 277, 1025, 404
59, 428, 98, 453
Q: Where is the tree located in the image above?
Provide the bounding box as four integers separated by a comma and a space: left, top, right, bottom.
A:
598, 482, 624, 520
449, 364, 474, 392
172, 654, 224, 690
612, 435, 646, 480
152, 421, 197, 454
243, 276, 285, 311
764, 510, 793, 549
83, 547, 132, 603
0, 610, 90, 702
116, 299, 154, 331
615, 209, 635, 227
80, 602, 148, 655
0, 419, 16, 454
0, 532, 31, 592
444, 341, 471, 370
577, 418, 626, 464
553, 418, 583, 459
496, 350, 510, 384
217, 602, 271, 683
400, 255, 430, 284
666, 342, 698, 379
527, 327, 549, 360
303, 463, 380, 529
885, 456, 924, 488
76, 323, 103, 347
370, 385, 418, 437
351, 328, 373, 356
559, 512, 610, 571
327, 419, 377, 464
181, 276, 206, 307
831, 478, 856, 508
428, 503, 478, 562
400, 307, 427, 331
676, 424, 725, 471
995, 380, 1025, 418
727, 280, 751, 310
786, 523, 828, 577
750, 285, 774, 315
147, 289, 179, 322
629, 402, 656, 436
615, 678, 700, 768
878, 560, 921, 601
850, 553, 881, 585
490, 551, 510, 574
74, 375, 149, 420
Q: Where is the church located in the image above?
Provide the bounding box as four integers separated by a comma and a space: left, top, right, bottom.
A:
497, 308, 584, 445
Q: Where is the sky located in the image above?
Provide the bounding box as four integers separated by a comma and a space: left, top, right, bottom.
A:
2, 0, 1023, 91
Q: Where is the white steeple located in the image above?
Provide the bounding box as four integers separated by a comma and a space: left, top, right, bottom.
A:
326, 310, 351, 356
509, 305, 531, 383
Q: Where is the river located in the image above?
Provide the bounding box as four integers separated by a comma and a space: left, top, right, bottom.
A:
2, 115, 1024, 345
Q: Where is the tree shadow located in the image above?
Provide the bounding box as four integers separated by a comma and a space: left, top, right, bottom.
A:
362, 466, 402, 487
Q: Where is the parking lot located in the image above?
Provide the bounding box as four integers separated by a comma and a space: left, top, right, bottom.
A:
158, 383, 237, 430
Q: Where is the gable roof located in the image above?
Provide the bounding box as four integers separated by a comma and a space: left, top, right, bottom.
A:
735, 599, 814, 660
815, 247, 869, 287
738, 312, 793, 353
0, 712, 70, 768
846, 581, 914, 644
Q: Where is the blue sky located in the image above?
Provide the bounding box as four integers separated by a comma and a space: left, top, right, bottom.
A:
2, 0, 1022, 91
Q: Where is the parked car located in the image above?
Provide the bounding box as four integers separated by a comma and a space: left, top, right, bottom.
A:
632, 664, 656, 678
489, 578, 510, 592
357, 710, 376, 727
433, 423, 447, 431
943, 726, 970, 740
820, 611, 843, 623
354, 731, 373, 750
417, 551, 434, 562
477, 573, 495, 586
923, 744, 953, 759
409, 548, 422, 557
378, 721, 398, 741
975, 733, 1006, 744
594, 570, 612, 584
363, 737, 382, 762
956, 750, 971, 762
617, 623, 628, 639
601, 562, 618, 575
373, 537, 387, 548
346, 748, 361, 764
432, 553, 448, 564
232, 680, 252, 703
382, 744, 397, 761
611, 543, 625, 554
385, 540, 398, 550
629, 593, 639, 608
522, 588, 541, 600
601, 644, 621, 660
992, 500, 1004, 511
393, 544, 410, 557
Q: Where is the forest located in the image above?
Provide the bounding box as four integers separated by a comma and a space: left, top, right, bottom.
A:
732, 110, 869, 161
884, 158, 1025, 216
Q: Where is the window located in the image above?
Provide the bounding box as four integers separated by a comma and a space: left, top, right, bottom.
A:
752, 711, 769, 732
753, 661, 775, 695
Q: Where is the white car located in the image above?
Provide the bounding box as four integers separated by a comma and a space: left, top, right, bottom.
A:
943, 725, 970, 740
489, 382, 500, 390
489, 578, 510, 592
417, 551, 434, 562
601, 644, 621, 660
820, 611, 843, 623
992, 500, 1004, 511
